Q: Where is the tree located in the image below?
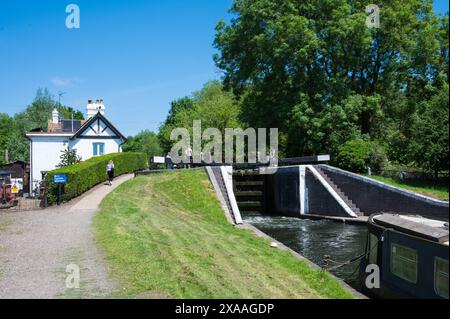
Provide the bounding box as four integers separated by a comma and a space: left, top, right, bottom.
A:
214, 0, 448, 169
5, 133, 30, 163
335, 139, 371, 173
16, 88, 56, 132
158, 81, 242, 153
0, 113, 14, 164
123, 130, 163, 159
58, 107, 84, 121
409, 81, 449, 177
158, 97, 195, 153
58, 147, 82, 167
14, 88, 84, 134
2, 88, 86, 164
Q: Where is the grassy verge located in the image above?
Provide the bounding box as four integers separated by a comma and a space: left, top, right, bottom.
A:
364, 175, 449, 201
94, 170, 354, 299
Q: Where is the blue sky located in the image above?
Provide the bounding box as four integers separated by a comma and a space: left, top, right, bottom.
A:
0, 0, 448, 136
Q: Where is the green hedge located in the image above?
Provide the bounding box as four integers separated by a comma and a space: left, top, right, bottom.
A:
45, 152, 148, 205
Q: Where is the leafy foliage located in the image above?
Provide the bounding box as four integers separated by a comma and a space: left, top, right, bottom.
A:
0, 113, 15, 163
58, 147, 82, 167
0, 88, 85, 164
213, 0, 449, 174
335, 139, 371, 173
158, 81, 242, 153
408, 81, 449, 177
123, 130, 163, 160
4, 133, 29, 163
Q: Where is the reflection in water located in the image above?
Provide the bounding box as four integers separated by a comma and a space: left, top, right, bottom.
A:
243, 213, 367, 291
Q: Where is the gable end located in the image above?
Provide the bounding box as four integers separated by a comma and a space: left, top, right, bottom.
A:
70, 112, 127, 142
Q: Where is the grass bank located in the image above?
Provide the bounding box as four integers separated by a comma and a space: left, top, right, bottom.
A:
94, 170, 354, 299
364, 175, 449, 201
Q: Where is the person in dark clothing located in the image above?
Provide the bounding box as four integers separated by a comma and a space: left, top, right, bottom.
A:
106, 160, 115, 186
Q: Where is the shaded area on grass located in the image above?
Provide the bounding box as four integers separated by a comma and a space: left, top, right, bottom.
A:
94, 170, 354, 299
364, 175, 449, 201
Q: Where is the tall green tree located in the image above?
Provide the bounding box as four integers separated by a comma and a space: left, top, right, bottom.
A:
158, 97, 195, 153
0, 113, 14, 164
14, 88, 84, 134
123, 130, 163, 159
158, 81, 242, 153
1, 88, 85, 164
214, 0, 448, 166
4, 133, 29, 163
409, 80, 449, 177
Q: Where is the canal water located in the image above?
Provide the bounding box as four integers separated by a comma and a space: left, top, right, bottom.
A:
243, 213, 368, 292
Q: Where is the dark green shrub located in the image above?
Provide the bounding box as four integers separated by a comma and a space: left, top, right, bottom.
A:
335, 139, 388, 174
45, 152, 148, 205
367, 142, 388, 175
335, 139, 370, 173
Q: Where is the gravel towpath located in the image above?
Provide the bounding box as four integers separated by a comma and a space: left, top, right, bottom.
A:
0, 174, 133, 299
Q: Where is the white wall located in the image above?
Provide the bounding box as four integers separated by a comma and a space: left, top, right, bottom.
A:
69, 138, 122, 161
30, 136, 69, 193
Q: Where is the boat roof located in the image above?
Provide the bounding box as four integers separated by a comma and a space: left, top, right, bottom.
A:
372, 213, 449, 245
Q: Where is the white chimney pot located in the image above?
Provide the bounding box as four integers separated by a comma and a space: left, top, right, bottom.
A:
52, 108, 59, 124
86, 99, 106, 119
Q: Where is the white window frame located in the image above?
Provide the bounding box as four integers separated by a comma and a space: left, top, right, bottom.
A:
93, 142, 105, 156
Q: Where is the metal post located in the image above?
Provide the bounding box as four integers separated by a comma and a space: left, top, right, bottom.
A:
58, 183, 62, 205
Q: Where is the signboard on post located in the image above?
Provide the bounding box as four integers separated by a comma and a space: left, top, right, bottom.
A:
151, 156, 166, 164
54, 174, 67, 184
11, 184, 19, 194
53, 174, 67, 205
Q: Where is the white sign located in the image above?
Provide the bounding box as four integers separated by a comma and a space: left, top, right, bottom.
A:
152, 156, 166, 164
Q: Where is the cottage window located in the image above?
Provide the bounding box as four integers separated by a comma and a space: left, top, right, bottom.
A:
435, 257, 449, 299
390, 243, 418, 284
93, 143, 105, 156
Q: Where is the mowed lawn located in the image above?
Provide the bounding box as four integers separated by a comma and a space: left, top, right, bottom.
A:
94, 170, 354, 299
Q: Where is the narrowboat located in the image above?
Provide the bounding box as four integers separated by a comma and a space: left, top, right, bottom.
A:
360, 213, 449, 299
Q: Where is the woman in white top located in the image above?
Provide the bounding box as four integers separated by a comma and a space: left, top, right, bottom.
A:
106, 160, 115, 186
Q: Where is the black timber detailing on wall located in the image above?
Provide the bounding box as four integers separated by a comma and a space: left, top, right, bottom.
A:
305, 170, 350, 217
315, 167, 363, 216
233, 170, 266, 215
264, 166, 300, 217
210, 167, 235, 221
318, 165, 449, 221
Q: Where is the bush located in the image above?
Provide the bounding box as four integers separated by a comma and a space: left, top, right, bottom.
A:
335, 139, 388, 174
367, 141, 388, 175
45, 152, 148, 205
335, 139, 370, 173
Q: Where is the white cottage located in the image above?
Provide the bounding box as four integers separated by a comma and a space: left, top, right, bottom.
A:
26, 99, 127, 194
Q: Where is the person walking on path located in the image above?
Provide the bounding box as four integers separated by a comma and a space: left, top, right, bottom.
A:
106, 160, 115, 186
185, 146, 193, 169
